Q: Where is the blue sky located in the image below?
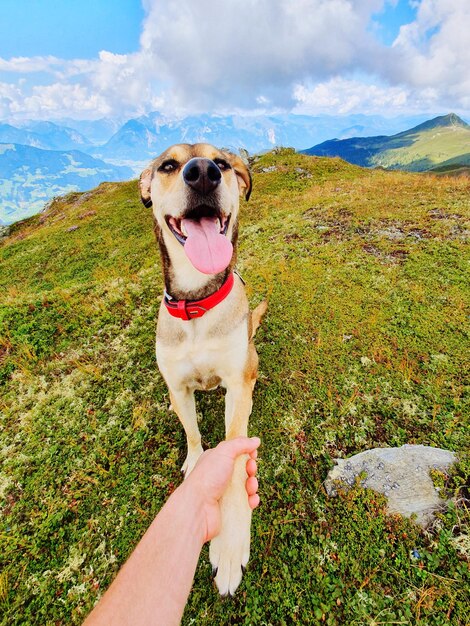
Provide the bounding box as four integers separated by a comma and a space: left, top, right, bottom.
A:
0, 0, 469, 121
0, 0, 416, 59
371, 0, 417, 45
0, 0, 144, 59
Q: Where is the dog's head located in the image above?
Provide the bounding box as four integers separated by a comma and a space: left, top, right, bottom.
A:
139, 143, 251, 275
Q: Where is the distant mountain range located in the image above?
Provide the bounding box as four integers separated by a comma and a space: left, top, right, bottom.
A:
90, 112, 432, 163
301, 113, 470, 172
1, 111, 429, 225
1, 111, 469, 225
0, 144, 132, 225
0, 121, 93, 152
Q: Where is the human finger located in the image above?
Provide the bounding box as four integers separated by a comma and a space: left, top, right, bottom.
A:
249, 449, 258, 460
246, 458, 257, 477
248, 493, 260, 510
217, 436, 261, 459
246, 476, 258, 496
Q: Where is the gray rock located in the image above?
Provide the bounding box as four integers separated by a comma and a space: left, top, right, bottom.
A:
0, 225, 10, 239
325, 445, 457, 527
294, 167, 313, 178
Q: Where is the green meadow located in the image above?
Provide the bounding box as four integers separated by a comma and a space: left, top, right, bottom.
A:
373, 124, 470, 171
304, 114, 470, 174
1, 150, 469, 624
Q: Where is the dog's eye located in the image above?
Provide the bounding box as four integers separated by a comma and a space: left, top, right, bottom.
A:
159, 160, 179, 173
214, 159, 231, 171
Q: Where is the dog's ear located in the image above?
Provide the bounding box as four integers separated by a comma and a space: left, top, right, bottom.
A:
139, 167, 153, 208
230, 155, 252, 201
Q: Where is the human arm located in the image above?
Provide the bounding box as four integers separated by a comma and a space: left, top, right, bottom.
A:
83, 436, 260, 626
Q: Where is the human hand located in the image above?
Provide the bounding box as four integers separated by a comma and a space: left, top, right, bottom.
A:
181, 437, 260, 543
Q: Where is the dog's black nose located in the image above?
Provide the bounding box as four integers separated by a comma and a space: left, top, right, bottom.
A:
182, 158, 221, 195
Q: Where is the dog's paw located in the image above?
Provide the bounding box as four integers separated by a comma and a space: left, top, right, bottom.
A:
209, 480, 252, 595
181, 445, 204, 478
210, 528, 250, 595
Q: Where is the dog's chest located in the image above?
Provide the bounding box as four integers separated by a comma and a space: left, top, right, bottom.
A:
156, 313, 248, 390
175, 341, 223, 390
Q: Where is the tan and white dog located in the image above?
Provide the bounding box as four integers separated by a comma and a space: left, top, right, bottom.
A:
139, 143, 266, 595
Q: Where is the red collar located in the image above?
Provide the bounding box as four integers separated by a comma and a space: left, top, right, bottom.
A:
164, 272, 234, 321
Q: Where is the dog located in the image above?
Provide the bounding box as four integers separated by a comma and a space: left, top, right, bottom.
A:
139, 143, 266, 595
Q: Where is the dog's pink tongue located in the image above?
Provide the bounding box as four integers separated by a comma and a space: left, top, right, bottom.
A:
182, 217, 233, 275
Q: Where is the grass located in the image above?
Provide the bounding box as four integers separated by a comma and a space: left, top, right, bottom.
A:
1, 149, 469, 624
305, 118, 470, 173
373, 125, 470, 171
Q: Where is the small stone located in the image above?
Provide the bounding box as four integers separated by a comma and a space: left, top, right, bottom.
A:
79, 210, 97, 219
66, 225, 79, 232
0, 225, 11, 239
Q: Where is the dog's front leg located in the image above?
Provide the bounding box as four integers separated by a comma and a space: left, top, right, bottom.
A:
168, 386, 203, 477
210, 379, 254, 596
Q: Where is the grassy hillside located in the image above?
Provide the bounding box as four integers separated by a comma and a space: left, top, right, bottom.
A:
375, 123, 470, 171
1, 151, 469, 625
303, 113, 470, 172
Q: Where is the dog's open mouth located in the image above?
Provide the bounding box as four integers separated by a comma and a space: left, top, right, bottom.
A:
165, 210, 233, 275
166, 213, 230, 244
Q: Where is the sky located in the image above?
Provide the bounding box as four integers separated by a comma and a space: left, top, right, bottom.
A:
0, 0, 469, 122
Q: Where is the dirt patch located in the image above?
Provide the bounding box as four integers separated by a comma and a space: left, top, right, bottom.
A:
362, 243, 409, 264
305, 208, 468, 244
284, 232, 302, 242
428, 209, 464, 220
79, 210, 97, 220
407, 228, 432, 240
375, 226, 405, 240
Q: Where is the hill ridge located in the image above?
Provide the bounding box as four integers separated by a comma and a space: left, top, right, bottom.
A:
396, 112, 469, 135
302, 112, 470, 173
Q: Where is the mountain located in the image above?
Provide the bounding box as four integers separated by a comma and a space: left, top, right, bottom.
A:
3, 112, 431, 166
0, 144, 133, 225
301, 113, 470, 172
4, 113, 433, 165
92, 112, 431, 162
0, 121, 92, 152
92, 112, 320, 161
57, 117, 125, 145
0, 111, 457, 225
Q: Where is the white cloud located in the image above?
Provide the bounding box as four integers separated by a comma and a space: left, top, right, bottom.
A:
293, 78, 410, 115
0, 81, 23, 118
8, 83, 111, 118
0, 49, 166, 120
0, 56, 64, 74
391, 0, 470, 107
0, 0, 469, 121
139, 0, 385, 109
